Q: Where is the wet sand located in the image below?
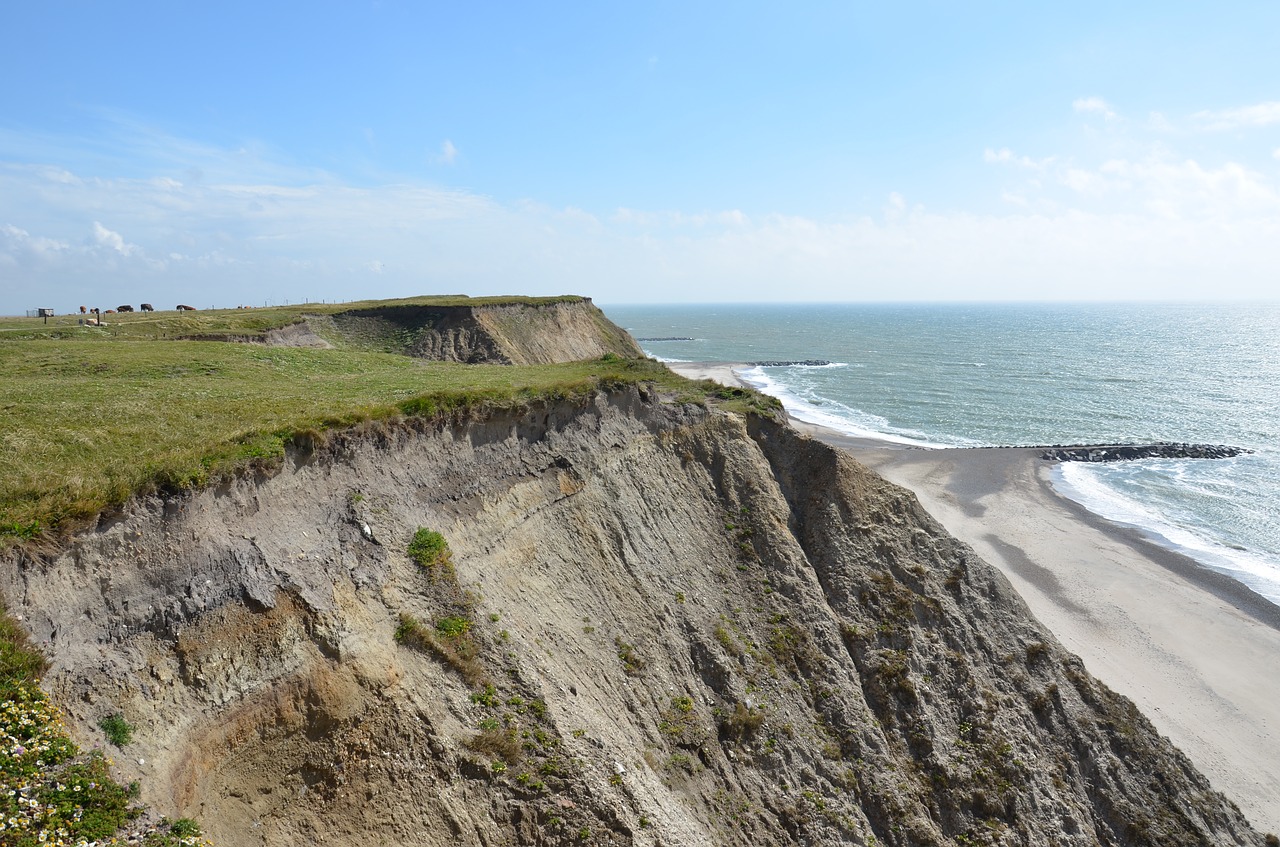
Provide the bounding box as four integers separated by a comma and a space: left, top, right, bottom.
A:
669, 361, 1280, 835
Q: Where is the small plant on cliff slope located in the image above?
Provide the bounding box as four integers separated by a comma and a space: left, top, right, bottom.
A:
408, 528, 452, 574
394, 612, 487, 686
615, 637, 645, 676
143, 816, 205, 846
98, 711, 135, 747
99, 712, 135, 747
719, 702, 766, 742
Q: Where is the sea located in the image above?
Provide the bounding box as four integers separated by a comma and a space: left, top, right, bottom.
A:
604, 302, 1280, 607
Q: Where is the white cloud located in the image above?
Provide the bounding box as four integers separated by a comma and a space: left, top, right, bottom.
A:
1146, 112, 1175, 133
1073, 97, 1117, 120
92, 222, 139, 256
3, 117, 1280, 311
1061, 168, 1111, 195
884, 192, 907, 220
984, 147, 1051, 170
1, 223, 70, 260
437, 139, 458, 165
610, 207, 750, 228
1192, 101, 1280, 131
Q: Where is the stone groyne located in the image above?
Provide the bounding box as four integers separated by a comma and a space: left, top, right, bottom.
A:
1039, 442, 1250, 462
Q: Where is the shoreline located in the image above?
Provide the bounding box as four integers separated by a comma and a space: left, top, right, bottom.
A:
669, 360, 1280, 835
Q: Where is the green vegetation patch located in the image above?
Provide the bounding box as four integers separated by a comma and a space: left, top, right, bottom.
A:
0, 601, 48, 700
99, 712, 134, 747
407, 529, 452, 573
394, 612, 486, 687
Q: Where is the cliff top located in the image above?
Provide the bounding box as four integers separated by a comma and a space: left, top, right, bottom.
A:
0, 293, 590, 344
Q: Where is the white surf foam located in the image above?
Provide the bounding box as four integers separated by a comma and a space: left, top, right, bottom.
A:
736, 365, 958, 449
1053, 462, 1280, 605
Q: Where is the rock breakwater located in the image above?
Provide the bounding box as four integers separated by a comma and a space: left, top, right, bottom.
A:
1039, 442, 1250, 462
748, 359, 832, 367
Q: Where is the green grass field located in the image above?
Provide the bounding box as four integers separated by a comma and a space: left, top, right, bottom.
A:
0, 294, 587, 343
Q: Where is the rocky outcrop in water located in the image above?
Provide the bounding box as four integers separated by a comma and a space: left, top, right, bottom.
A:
749, 360, 832, 367
2, 389, 1264, 846
1039, 442, 1250, 462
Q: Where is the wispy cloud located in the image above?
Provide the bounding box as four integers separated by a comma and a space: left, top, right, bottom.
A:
1073, 97, 1117, 120
437, 139, 458, 165
92, 222, 141, 256
984, 147, 1052, 170
1191, 101, 1280, 131
3, 112, 1280, 311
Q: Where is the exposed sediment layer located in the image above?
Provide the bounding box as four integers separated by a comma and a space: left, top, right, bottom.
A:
3, 388, 1263, 846
329, 298, 644, 364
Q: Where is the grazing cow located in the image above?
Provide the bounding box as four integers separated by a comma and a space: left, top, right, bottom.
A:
176, 304, 196, 311
117, 305, 135, 313
79, 305, 87, 314
140, 303, 154, 312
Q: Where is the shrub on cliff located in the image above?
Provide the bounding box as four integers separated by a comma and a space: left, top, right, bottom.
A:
407, 528, 452, 574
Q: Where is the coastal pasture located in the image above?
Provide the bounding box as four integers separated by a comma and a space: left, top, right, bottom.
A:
0, 294, 587, 342
0, 340, 695, 546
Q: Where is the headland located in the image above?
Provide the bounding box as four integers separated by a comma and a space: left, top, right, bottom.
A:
668, 361, 1280, 834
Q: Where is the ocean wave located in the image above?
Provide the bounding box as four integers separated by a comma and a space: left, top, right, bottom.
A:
1052, 463, 1280, 605
736, 366, 958, 449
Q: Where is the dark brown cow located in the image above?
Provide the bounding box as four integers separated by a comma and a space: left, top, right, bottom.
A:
140, 303, 154, 312
176, 304, 196, 311
117, 305, 134, 313
79, 305, 87, 314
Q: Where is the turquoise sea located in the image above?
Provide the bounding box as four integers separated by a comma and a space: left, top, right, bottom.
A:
605, 303, 1280, 606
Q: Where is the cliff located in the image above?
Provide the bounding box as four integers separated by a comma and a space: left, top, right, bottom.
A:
2, 388, 1263, 847
317, 298, 645, 364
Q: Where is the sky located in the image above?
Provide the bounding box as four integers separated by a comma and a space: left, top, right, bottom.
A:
2, 1, 1279, 313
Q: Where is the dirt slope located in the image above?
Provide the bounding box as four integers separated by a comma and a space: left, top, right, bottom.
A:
320, 298, 644, 363
2, 389, 1263, 846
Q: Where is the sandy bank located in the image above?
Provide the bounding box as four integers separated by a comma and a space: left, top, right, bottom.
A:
668, 360, 1280, 835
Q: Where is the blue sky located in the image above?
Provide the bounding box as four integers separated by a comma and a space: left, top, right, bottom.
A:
3, 1, 1279, 313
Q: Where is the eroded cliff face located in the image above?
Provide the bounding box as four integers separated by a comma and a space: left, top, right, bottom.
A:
323, 299, 644, 364
2, 390, 1262, 847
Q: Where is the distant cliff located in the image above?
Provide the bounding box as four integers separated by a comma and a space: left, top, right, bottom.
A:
318, 297, 644, 364
3, 388, 1263, 847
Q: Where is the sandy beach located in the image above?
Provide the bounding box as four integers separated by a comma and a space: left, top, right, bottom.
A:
670, 361, 1280, 835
